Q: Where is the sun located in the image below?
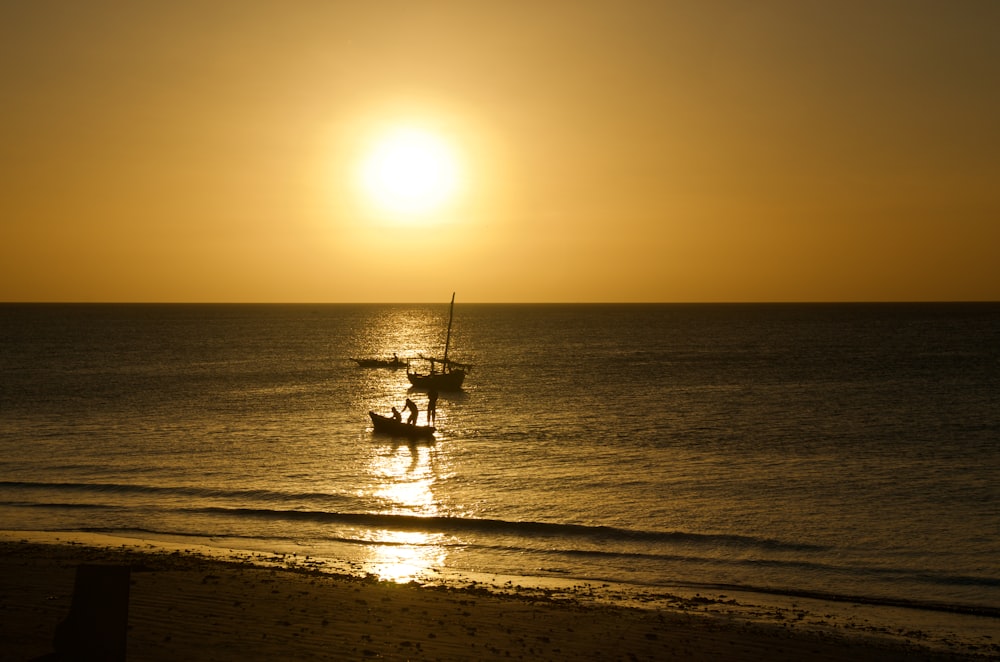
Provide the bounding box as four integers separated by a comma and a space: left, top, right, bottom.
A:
359, 127, 460, 220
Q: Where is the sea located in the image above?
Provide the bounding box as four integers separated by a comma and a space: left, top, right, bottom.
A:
2, 302, 998, 651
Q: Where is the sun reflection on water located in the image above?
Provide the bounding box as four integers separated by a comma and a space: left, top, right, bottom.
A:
365, 529, 447, 584
363, 441, 447, 583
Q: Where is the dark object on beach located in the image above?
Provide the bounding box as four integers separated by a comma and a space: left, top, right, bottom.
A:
35, 564, 131, 661
351, 355, 404, 369
407, 293, 471, 391
369, 411, 436, 440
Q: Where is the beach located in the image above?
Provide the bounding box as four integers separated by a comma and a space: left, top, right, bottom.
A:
1, 535, 987, 661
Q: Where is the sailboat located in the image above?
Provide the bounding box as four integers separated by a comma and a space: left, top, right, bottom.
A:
407, 292, 471, 391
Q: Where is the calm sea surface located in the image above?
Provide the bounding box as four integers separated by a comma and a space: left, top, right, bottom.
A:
2, 303, 998, 631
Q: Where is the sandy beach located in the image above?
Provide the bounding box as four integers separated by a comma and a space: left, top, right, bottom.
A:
1, 535, 990, 661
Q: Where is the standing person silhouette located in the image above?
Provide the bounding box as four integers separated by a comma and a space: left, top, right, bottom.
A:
427, 389, 439, 425
403, 398, 418, 425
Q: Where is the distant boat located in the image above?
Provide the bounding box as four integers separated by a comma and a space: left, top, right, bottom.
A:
368, 411, 436, 440
351, 355, 404, 369
407, 292, 470, 391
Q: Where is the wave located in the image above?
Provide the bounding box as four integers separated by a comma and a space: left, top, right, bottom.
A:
0, 480, 825, 553
0, 480, 350, 506
192, 505, 829, 553
12, 502, 123, 511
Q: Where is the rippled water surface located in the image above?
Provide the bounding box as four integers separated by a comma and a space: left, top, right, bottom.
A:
2, 303, 998, 620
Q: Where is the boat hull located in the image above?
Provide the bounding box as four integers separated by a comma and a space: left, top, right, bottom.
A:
352, 358, 404, 369
368, 411, 436, 439
406, 369, 466, 391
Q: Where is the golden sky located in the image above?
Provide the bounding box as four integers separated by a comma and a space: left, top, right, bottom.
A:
3, 1, 998, 303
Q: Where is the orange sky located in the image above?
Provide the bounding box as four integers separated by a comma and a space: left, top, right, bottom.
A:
3, 1, 998, 303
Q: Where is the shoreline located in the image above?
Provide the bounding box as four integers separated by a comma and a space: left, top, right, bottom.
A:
1, 531, 995, 660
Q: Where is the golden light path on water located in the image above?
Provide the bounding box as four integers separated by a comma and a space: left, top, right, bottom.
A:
347, 302, 462, 583
363, 440, 446, 584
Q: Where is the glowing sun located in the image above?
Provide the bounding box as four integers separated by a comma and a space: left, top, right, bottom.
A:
359, 127, 460, 219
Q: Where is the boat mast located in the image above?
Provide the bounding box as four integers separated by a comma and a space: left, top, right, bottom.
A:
443, 292, 455, 366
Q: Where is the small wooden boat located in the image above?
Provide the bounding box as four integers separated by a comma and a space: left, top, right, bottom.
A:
407, 293, 470, 391
407, 359, 467, 390
368, 411, 436, 440
352, 356, 404, 369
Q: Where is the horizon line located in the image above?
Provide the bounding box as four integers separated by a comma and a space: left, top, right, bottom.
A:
3, 300, 999, 306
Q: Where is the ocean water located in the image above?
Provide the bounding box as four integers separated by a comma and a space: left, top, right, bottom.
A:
2, 303, 998, 639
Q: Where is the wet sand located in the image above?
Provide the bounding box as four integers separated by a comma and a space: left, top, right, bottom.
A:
0, 537, 989, 661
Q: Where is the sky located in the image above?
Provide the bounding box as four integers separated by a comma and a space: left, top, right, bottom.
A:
3, 1, 998, 303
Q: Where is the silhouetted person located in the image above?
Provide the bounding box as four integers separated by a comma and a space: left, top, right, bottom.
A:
403, 398, 418, 425
391, 407, 402, 422
427, 389, 439, 425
